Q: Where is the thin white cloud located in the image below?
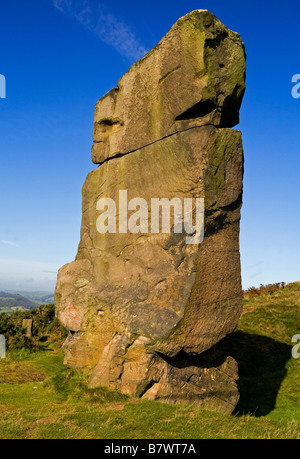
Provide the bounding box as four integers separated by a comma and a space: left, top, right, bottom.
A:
0, 259, 60, 291
53, 0, 148, 62
1, 240, 20, 248
53, 0, 72, 13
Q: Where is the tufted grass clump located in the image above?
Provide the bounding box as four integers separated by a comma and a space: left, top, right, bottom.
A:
44, 367, 128, 404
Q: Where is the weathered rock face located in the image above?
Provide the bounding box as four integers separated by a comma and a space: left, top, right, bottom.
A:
55, 10, 246, 414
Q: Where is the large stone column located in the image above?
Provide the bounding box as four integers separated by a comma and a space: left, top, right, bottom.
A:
55, 9, 246, 414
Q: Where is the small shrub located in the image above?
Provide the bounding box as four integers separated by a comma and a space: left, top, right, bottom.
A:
243, 282, 286, 299
0, 304, 67, 351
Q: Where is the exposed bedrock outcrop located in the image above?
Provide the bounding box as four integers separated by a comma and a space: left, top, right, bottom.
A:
55, 9, 246, 414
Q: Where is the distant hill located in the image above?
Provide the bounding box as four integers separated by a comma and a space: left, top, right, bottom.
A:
0, 292, 37, 312
10, 291, 55, 305
0, 290, 54, 314
2, 290, 54, 305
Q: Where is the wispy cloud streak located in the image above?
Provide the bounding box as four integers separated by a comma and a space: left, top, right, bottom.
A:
53, 0, 148, 62
1, 240, 20, 248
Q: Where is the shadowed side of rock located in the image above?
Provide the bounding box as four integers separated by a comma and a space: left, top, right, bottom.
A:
55, 10, 246, 414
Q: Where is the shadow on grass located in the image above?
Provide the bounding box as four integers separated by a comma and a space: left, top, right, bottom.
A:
232, 331, 292, 417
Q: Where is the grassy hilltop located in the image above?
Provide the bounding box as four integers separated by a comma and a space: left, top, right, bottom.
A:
0, 283, 299, 439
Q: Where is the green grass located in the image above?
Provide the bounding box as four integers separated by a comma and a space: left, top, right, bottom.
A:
0, 283, 300, 439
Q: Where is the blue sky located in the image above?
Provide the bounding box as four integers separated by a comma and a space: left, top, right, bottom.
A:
0, 0, 299, 292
